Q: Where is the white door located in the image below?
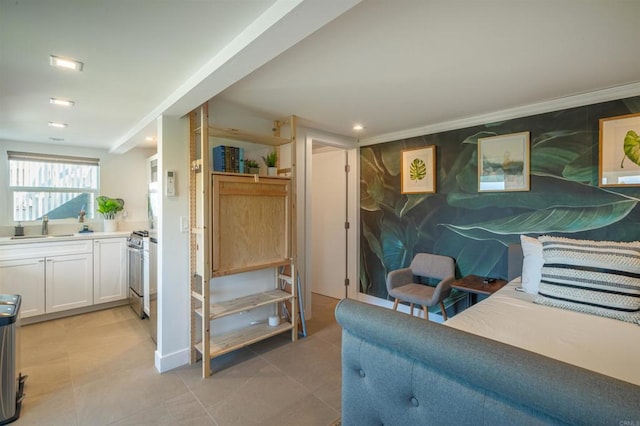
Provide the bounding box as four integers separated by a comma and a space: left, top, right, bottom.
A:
46, 253, 93, 313
0, 258, 45, 317
311, 146, 347, 299
93, 238, 127, 304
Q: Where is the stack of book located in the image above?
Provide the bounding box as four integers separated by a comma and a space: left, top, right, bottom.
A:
211, 145, 245, 173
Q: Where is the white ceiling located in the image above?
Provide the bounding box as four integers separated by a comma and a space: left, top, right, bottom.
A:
2, 0, 640, 154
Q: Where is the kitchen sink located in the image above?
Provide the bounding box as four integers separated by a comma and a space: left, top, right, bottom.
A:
10, 234, 75, 240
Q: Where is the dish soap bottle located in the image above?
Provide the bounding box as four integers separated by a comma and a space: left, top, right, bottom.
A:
14, 222, 24, 237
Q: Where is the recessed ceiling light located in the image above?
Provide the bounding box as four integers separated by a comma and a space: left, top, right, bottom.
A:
48, 122, 68, 128
50, 98, 75, 107
353, 124, 364, 131
49, 137, 65, 142
145, 136, 155, 142
49, 55, 84, 71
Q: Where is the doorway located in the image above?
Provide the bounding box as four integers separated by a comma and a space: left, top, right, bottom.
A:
311, 144, 348, 300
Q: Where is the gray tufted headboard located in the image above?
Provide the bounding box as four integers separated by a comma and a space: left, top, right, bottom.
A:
335, 298, 640, 425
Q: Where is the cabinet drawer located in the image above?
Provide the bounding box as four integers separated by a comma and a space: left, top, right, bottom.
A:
0, 239, 93, 261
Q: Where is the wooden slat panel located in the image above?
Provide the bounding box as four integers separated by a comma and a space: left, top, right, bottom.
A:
212, 175, 290, 273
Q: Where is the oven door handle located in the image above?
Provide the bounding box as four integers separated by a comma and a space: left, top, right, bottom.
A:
127, 246, 143, 255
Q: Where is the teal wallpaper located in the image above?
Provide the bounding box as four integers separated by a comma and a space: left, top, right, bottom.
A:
360, 96, 640, 299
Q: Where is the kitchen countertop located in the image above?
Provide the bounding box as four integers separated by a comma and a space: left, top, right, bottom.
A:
0, 231, 130, 245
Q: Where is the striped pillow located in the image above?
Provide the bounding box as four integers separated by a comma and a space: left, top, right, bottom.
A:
534, 236, 640, 325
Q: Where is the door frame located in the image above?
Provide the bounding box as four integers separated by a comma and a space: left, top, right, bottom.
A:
303, 129, 359, 319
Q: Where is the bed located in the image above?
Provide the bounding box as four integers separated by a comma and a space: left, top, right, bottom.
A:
446, 279, 640, 387
337, 235, 640, 424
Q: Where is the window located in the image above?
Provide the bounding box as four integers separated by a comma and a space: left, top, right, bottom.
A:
8, 151, 99, 221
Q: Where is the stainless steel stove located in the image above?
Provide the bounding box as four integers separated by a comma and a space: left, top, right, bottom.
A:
127, 230, 149, 318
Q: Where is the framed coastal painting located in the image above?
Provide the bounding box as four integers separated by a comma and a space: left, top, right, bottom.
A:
478, 132, 530, 192
599, 112, 640, 187
401, 145, 436, 194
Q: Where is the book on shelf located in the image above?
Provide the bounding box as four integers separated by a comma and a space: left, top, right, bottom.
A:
212, 145, 225, 172
211, 145, 245, 173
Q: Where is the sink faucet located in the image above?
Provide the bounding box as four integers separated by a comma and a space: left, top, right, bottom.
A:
41, 215, 48, 235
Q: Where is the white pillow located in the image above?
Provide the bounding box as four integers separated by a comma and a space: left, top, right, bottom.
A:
520, 235, 544, 294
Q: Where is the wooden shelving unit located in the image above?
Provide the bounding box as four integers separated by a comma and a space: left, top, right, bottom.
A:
189, 104, 298, 377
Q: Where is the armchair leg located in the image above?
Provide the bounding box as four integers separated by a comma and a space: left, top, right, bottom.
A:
439, 302, 448, 321
392, 299, 399, 311
422, 306, 429, 321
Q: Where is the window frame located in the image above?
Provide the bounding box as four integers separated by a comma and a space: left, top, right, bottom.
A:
8, 151, 100, 222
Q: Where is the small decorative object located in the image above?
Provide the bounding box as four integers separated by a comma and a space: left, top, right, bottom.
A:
78, 204, 86, 222
245, 158, 260, 174
262, 150, 278, 176
401, 145, 436, 194
268, 315, 280, 327
599, 112, 640, 187
478, 132, 530, 192
96, 195, 125, 232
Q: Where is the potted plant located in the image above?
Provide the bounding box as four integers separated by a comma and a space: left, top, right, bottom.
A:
262, 150, 278, 176
245, 158, 260, 174
96, 195, 125, 232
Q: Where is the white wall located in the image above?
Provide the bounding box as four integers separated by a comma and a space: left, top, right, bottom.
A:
0, 139, 154, 236
155, 115, 190, 372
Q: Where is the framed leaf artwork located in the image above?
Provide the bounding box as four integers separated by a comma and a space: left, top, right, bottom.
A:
478, 132, 530, 192
401, 145, 436, 194
599, 112, 640, 187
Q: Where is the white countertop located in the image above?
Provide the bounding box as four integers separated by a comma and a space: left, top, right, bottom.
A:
0, 231, 130, 245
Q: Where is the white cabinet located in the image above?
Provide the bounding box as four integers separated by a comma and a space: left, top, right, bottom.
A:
0, 258, 45, 318
93, 237, 127, 304
0, 239, 95, 318
45, 252, 93, 313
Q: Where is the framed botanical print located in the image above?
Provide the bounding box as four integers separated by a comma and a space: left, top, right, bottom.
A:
599, 112, 640, 187
401, 145, 436, 194
478, 132, 530, 192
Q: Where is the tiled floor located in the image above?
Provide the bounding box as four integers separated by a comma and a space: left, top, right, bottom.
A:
17, 294, 342, 425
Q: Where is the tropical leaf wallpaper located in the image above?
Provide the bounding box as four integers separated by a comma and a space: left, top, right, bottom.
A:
360, 96, 640, 299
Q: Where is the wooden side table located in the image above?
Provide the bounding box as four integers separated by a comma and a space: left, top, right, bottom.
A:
451, 275, 508, 307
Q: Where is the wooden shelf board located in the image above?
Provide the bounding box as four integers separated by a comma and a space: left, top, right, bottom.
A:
212, 259, 291, 277
194, 322, 293, 359
210, 171, 290, 181
194, 289, 293, 320
209, 126, 290, 146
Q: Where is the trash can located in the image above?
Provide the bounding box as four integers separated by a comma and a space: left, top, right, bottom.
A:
0, 295, 25, 425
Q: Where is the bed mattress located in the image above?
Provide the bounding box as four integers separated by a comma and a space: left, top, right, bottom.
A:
445, 279, 640, 386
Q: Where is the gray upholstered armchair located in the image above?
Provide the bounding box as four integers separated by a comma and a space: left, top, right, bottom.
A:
386, 253, 455, 320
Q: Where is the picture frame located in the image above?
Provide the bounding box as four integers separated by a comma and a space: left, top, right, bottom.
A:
401, 145, 436, 194
599, 112, 640, 187
477, 131, 530, 192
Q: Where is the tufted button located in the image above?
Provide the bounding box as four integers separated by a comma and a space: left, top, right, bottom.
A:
410, 397, 419, 407
359, 369, 365, 377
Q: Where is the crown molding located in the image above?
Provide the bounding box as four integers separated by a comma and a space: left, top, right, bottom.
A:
359, 82, 640, 146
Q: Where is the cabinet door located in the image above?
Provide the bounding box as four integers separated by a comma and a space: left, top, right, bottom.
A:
93, 238, 127, 304
45, 253, 93, 313
0, 258, 45, 318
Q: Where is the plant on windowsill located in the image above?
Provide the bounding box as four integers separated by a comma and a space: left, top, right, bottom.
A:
262, 150, 278, 176
96, 196, 125, 232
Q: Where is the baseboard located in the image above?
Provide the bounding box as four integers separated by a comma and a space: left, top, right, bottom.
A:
154, 347, 190, 373
21, 299, 129, 325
